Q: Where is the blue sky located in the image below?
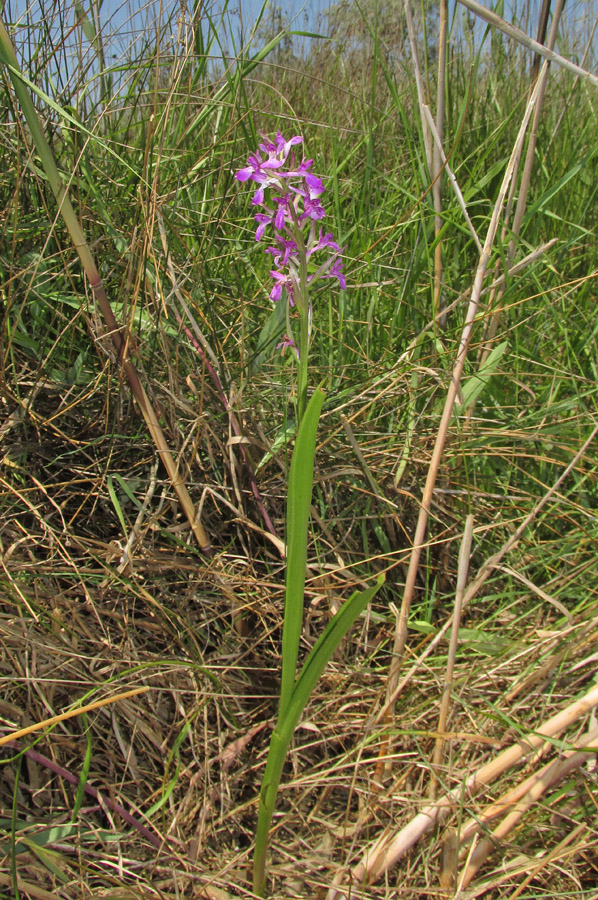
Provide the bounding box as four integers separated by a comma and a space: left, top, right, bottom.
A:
4, 0, 329, 57
3, 0, 597, 79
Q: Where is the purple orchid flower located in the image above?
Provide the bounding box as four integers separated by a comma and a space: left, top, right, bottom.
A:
324, 257, 346, 290
276, 334, 299, 360
254, 212, 273, 242
266, 237, 299, 267
300, 197, 326, 221
236, 133, 345, 328
307, 230, 340, 256
269, 269, 296, 305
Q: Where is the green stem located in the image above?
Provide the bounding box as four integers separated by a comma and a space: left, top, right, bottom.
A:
252, 728, 289, 896
287, 211, 311, 424
296, 307, 310, 424
253, 572, 385, 895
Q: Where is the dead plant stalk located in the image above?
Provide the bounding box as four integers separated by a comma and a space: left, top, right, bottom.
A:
480, 0, 566, 365
327, 681, 598, 897
428, 513, 475, 798
458, 724, 598, 888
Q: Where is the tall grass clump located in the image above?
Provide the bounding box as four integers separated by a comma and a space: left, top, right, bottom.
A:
1, 0, 598, 897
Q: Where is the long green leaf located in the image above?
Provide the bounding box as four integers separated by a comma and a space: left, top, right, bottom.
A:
279, 387, 325, 720
456, 340, 508, 412
253, 574, 384, 895
71, 712, 92, 821
249, 298, 287, 377
290, 573, 385, 715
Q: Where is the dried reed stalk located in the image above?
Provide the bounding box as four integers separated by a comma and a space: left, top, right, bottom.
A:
428, 514, 474, 798
433, 0, 448, 322
327, 682, 598, 897
458, 723, 598, 887
457, 0, 598, 86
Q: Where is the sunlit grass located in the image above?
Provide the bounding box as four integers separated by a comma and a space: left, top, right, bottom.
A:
1, 0, 597, 896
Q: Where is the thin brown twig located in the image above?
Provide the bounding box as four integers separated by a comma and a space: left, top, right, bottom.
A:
2, 739, 164, 848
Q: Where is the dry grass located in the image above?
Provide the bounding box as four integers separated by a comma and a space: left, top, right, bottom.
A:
1, 351, 597, 899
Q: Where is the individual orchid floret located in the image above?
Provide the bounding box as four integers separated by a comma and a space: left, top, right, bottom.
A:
260, 131, 303, 162
307, 230, 340, 257
269, 269, 296, 305
300, 197, 326, 222
276, 334, 299, 360
285, 158, 314, 179
236, 132, 303, 193
273, 193, 293, 230
254, 212, 274, 242
324, 257, 346, 290
266, 237, 299, 268
305, 173, 324, 197
308, 252, 346, 291
235, 151, 282, 182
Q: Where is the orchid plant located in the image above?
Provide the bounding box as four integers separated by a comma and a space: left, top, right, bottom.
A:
235, 132, 383, 896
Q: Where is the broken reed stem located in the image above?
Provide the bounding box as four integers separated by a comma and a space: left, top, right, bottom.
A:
327, 423, 598, 897
422, 105, 482, 255
386, 64, 547, 712
507, 823, 587, 900
327, 681, 598, 897
404, 0, 432, 175
428, 514, 474, 798
459, 724, 598, 888
433, 0, 448, 323
459, 725, 598, 845
396, 239, 558, 368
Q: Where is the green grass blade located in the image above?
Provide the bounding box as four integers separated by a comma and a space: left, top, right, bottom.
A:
456, 340, 509, 412
278, 386, 325, 720
70, 712, 92, 822
107, 475, 128, 536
